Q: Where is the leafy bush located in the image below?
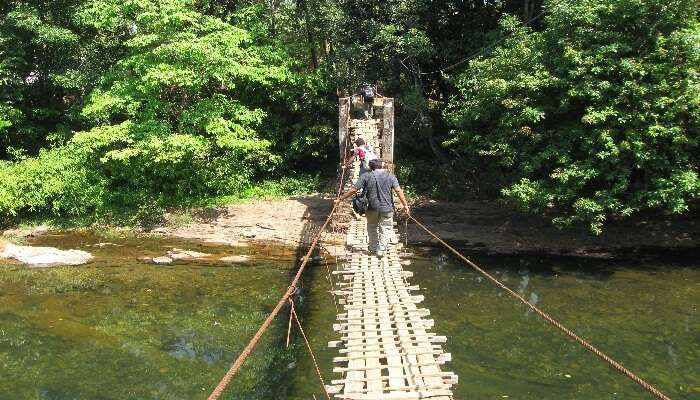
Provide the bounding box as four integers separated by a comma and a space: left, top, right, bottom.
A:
445, 0, 700, 233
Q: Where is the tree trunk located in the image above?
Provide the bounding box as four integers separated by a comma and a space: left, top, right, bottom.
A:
298, 0, 318, 69
267, 0, 278, 37
523, 0, 531, 21
422, 114, 449, 163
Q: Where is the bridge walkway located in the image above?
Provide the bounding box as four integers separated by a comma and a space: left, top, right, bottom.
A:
326, 119, 457, 400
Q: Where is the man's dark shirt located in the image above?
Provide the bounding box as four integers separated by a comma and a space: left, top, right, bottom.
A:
355, 169, 400, 213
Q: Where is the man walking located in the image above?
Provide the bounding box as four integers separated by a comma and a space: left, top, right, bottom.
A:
336, 159, 410, 258
359, 83, 376, 119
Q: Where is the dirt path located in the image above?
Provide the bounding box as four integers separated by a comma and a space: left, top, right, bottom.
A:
157, 196, 699, 259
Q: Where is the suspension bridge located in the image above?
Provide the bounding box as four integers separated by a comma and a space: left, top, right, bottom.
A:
324, 107, 457, 398
207, 95, 672, 400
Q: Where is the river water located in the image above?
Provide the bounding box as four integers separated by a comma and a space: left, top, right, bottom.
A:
0, 232, 698, 399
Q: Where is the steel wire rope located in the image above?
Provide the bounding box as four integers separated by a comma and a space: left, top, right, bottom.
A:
408, 214, 672, 400
206, 129, 354, 400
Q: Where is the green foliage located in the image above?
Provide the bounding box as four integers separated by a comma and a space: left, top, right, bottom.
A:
0, 131, 109, 218
0, 0, 311, 221
395, 159, 474, 201
446, 0, 700, 233
197, 175, 322, 206
76, 0, 292, 193
1, 0, 697, 233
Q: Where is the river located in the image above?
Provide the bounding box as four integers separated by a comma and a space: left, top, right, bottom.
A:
0, 232, 698, 399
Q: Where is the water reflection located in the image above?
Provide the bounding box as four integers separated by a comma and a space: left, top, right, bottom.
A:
0, 232, 295, 400
289, 249, 700, 400
1, 232, 698, 399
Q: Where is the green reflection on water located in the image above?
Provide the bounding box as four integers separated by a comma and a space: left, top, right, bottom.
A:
0, 232, 298, 400
1, 232, 699, 400
289, 251, 700, 400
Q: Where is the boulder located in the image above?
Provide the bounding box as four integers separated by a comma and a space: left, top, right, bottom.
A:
220, 255, 250, 263
152, 256, 173, 265
167, 248, 210, 260
0, 242, 93, 267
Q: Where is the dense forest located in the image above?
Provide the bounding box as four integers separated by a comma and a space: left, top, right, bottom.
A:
0, 0, 698, 233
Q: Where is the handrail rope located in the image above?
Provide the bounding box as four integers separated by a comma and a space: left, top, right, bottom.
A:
289, 298, 332, 400
408, 215, 672, 400
206, 133, 354, 400
286, 299, 294, 348
206, 206, 336, 400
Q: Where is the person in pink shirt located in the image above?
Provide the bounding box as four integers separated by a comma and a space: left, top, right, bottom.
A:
353, 138, 378, 176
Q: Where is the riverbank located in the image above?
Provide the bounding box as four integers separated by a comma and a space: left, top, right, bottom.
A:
3, 195, 698, 260
158, 196, 700, 259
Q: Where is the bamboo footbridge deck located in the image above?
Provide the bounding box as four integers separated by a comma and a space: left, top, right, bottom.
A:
326, 112, 457, 399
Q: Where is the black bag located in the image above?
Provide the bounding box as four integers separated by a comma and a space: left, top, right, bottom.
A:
351, 172, 380, 216
352, 191, 369, 216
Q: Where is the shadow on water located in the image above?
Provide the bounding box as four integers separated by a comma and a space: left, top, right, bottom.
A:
408, 248, 700, 400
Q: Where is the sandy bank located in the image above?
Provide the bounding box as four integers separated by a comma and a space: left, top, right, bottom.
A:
155, 197, 699, 259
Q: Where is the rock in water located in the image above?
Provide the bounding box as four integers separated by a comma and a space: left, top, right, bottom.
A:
167, 249, 210, 260
2, 225, 50, 238
219, 255, 250, 263
0, 243, 93, 267
152, 256, 173, 265
90, 242, 118, 248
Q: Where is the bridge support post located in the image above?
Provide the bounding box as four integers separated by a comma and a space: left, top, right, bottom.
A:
339, 97, 351, 162
381, 98, 394, 164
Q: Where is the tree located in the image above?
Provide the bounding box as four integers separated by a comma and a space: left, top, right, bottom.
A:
0, 0, 299, 218
445, 0, 700, 233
